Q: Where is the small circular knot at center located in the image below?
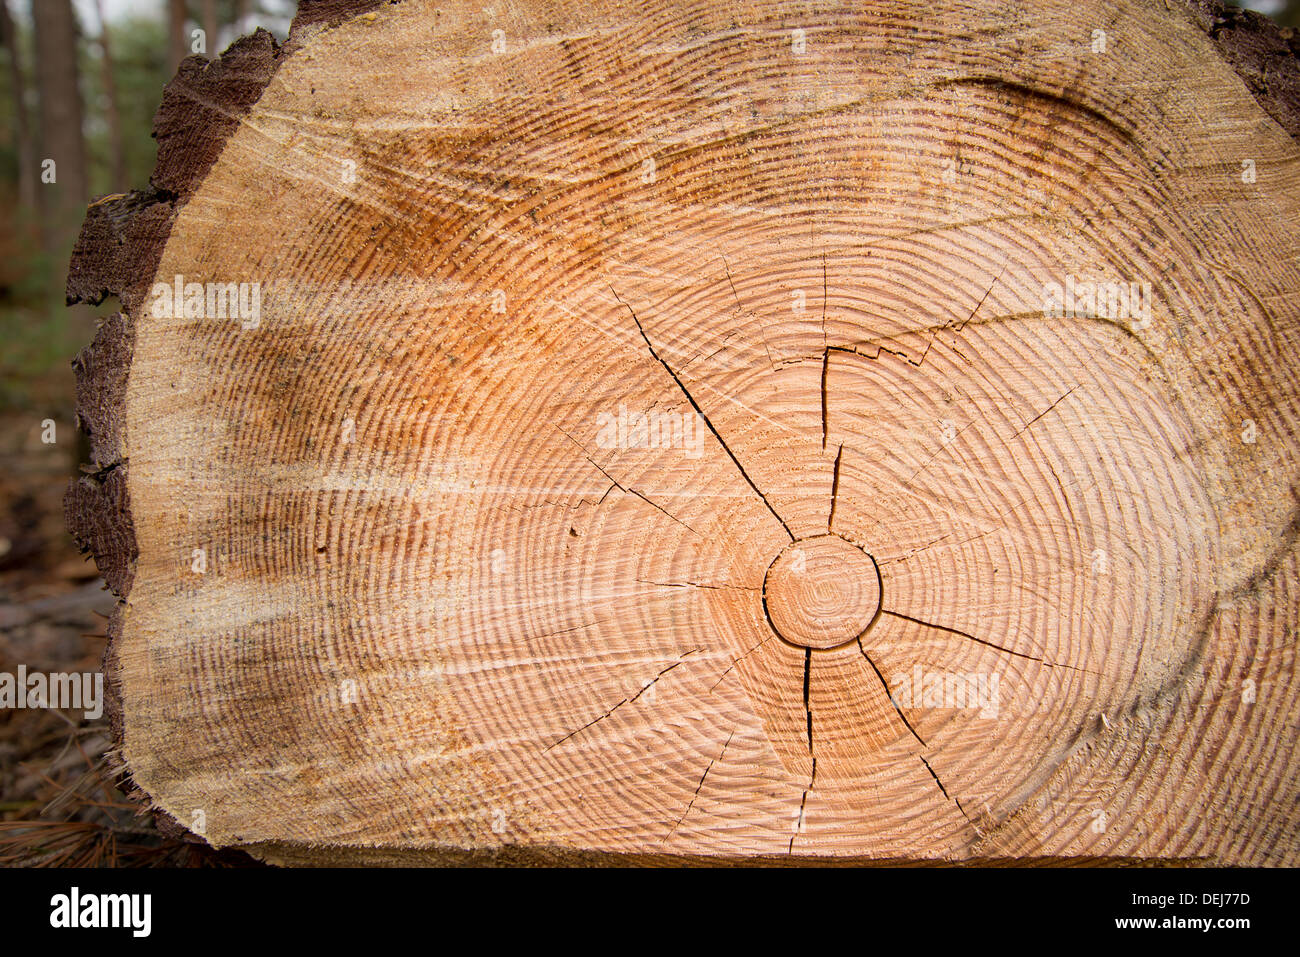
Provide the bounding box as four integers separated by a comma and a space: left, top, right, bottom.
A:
763, 534, 882, 650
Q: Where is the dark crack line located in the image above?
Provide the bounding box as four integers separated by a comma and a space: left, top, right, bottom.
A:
544, 651, 697, 752
881, 609, 1099, 675
954, 261, 1007, 333
877, 528, 956, 565
708, 634, 774, 692
803, 647, 814, 753
840, 337, 938, 370
775, 608, 856, 856
820, 254, 828, 348
524, 615, 618, 643
829, 444, 843, 533
858, 638, 926, 748
789, 754, 817, 855
820, 348, 830, 449
636, 578, 757, 592
901, 420, 978, 489
818, 264, 1002, 375
919, 755, 949, 798
499, 488, 614, 514
919, 755, 970, 821
544, 698, 628, 754
1010, 384, 1082, 441
721, 255, 741, 308
629, 651, 699, 705
666, 731, 734, 840
556, 427, 700, 535
788, 648, 817, 854
628, 488, 698, 534
612, 286, 794, 540
820, 344, 859, 450
818, 306, 1038, 385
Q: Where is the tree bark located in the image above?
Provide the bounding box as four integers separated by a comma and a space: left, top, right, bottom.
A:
31, 0, 87, 258
0, 0, 37, 214
66, 0, 1300, 865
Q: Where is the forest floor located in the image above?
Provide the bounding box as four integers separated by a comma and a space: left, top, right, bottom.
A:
0, 398, 255, 866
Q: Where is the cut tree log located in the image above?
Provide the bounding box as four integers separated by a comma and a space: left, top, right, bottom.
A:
66, 0, 1300, 865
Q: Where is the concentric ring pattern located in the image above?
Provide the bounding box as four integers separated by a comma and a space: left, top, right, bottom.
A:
115, 0, 1300, 860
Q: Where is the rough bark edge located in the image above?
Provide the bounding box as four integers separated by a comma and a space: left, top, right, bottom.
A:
283, 0, 395, 38
61, 0, 1300, 864
1184, 0, 1300, 140
64, 0, 412, 852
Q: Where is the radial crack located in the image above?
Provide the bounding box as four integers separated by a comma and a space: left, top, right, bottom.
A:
789, 767, 815, 856
829, 444, 843, 533
627, 487, 698, 534
544, 651, 697, 752
954, 261, 1007, 333
544, 698, 628, 754
787, 648, 817, 854
902, 420, 977, 489
820, 349, 830, 449
666, 731, 734, 840
557, 426, 700, 535
708, 634, 773, 692
882, 609, 1098, 675
721, 255, 740, 307
636, 578, 757, 591
820, 344, 856, 450
858, 638, 927, 747
1011, 384, 1082, 440
524, 615, 618, 643
612, 286, 794, 540
629, 652, 698, 705
803, 647, 814, 753
919, 754, 970, 820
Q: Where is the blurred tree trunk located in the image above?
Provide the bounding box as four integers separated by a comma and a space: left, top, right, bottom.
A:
202, 0, 218, 58
168, 0, 187, 73
92, 0, 126, 192
0, 0, 36, 214
31, 0, 87, 259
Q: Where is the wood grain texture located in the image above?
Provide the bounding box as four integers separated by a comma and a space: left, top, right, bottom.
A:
67, 0, 1300, 864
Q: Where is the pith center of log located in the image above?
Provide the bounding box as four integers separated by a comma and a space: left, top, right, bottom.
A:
763, 534, 883, 650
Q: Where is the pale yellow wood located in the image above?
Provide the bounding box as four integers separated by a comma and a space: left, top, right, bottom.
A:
112, 0, 1300, 862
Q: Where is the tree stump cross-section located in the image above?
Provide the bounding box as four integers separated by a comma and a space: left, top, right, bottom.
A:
65, 0, 1300, 864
